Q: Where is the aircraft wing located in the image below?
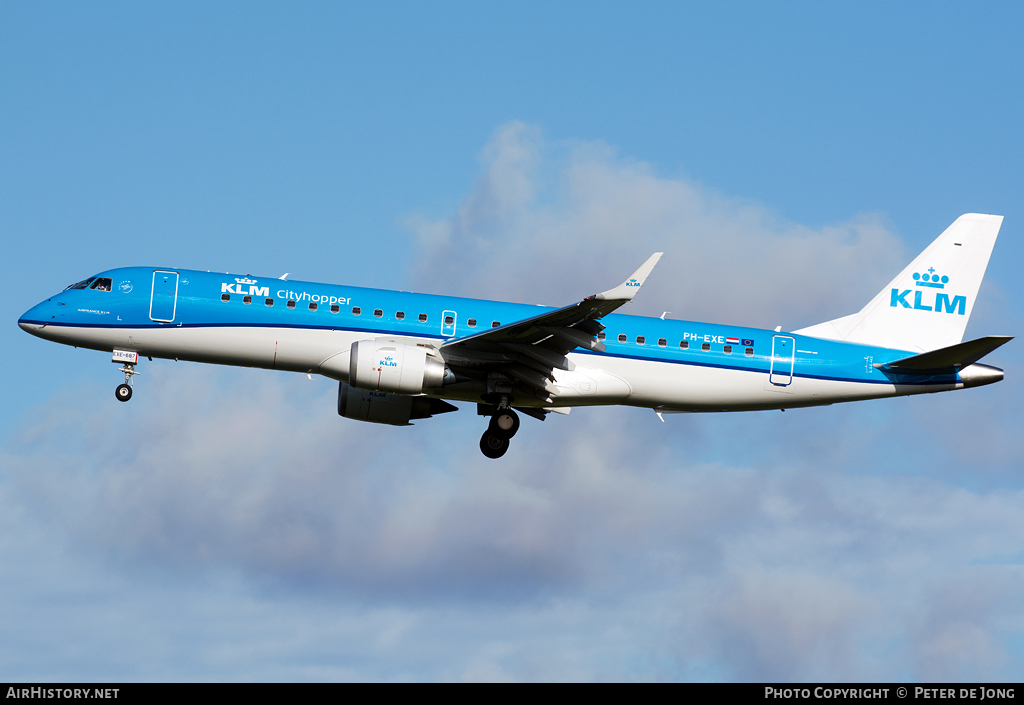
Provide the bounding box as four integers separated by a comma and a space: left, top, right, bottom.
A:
440, 253, 662, 400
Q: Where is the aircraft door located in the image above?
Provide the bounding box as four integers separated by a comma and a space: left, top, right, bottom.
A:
150, 270, 179, 322
769, 335, 795, 386
441, 310, 457, 337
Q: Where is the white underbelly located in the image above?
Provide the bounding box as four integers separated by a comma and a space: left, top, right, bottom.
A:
35, 324, 360, 374
579, 354, 902, 410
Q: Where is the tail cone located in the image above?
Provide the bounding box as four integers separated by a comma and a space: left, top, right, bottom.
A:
960, 363, 1003, 388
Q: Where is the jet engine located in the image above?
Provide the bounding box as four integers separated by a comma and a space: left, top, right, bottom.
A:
349, 340, 447, 394
337, 382, 457, 426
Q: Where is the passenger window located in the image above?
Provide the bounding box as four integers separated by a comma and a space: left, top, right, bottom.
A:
221, 293, 230, 302
419, 313, 428, 322
598, 332, 606, 341
492, 321, 500, 328
467, 318, 476, 327
701, 342, 711, 352
723, 345, 732, 354
89, 278, 113, 291
636, 336, 645, 345
308, 302, 317, 311
445, 315, 454, 325
243, 295, 252, 305
396, 311, 405, 320
352, 306, 361, 315
287, 300, 296, 309
680, 340, 689, 349
745, 347, 754, 357
658, 338, 667, 347
618, 334, 627, 343
265, 298, 274, 307
330, 304, 340, 313
374, 309, 383, 318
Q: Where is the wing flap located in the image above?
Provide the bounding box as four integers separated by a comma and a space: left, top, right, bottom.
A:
539, 326, 606, 353
506, 364, 558, 395
504, 343, 576, 371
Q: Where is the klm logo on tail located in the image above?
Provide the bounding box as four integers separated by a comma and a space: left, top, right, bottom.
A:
890, 268, 966, 315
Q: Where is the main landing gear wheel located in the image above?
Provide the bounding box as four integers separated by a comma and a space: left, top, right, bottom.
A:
489, 408, 520, 438
480, 430, 510, 459
115, 383, 133, 402
480, 407, 519, 458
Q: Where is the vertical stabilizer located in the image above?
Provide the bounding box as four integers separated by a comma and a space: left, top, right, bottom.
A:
794, 214, 1003, 352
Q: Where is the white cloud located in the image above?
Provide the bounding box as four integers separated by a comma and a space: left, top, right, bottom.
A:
4, 360, 1024, 680
407, 122, 907, 331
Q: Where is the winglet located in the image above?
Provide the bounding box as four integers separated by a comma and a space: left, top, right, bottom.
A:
594, 253, 663, 301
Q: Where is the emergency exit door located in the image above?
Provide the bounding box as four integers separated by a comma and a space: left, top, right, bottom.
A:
441, 310, 457, 337
150, 271, 179, 322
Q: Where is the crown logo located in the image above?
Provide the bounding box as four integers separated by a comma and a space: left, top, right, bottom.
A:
913, 268, 947, 289
235, 277, 257, 285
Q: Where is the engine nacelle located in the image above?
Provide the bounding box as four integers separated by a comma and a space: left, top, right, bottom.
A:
349, 340, 446, 394
337, 382, 457, 426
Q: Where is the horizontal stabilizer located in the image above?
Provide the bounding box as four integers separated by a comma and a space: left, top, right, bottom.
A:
877, 335, 1012, 374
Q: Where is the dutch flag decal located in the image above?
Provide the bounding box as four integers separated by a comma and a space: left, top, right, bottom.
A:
726, 337, 740, 345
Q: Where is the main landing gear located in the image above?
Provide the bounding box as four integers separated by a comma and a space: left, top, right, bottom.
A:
115, 363, 139, 402
479, 405, 520, 459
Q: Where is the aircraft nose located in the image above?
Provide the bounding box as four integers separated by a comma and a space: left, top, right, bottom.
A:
18, 300, 55, 335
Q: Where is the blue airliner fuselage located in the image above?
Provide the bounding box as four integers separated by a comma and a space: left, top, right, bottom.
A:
17, 214, 1011, 458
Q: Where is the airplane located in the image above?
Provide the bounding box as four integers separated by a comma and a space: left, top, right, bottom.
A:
18, 213, 1011, 459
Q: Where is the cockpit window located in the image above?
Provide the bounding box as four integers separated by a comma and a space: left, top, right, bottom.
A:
89, 278, 113, 292
65, 277, 96, 290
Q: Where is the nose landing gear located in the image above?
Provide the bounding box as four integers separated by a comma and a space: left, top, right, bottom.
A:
111, 349, 141, 402
115, 381, 133, 402
479, 403, 519, 459
115, 363, 139, 402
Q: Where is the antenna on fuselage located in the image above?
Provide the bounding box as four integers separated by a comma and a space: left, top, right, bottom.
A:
279, 273, 290, 280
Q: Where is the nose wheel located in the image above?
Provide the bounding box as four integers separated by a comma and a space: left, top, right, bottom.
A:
114, 363, 139, 402
479, 407, 519, 459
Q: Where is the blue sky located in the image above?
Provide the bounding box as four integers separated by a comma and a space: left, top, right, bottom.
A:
2, 2, 1023, 681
